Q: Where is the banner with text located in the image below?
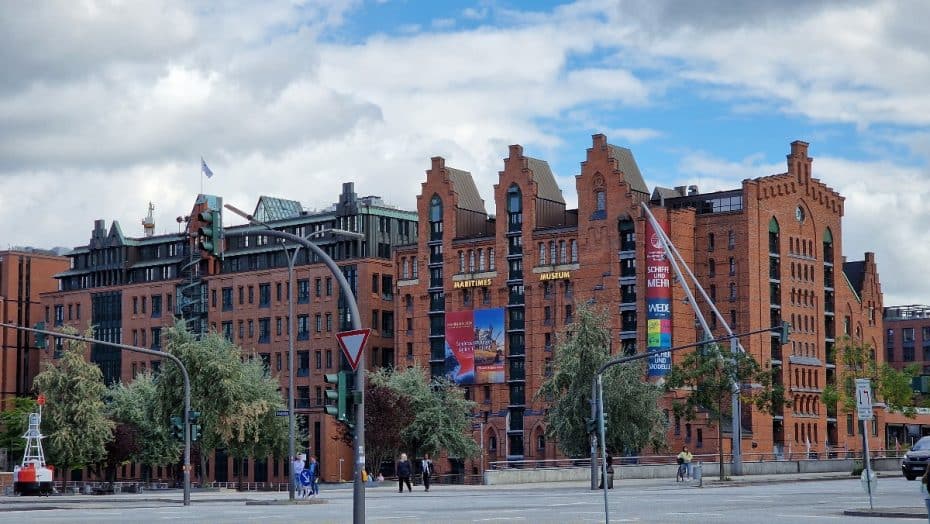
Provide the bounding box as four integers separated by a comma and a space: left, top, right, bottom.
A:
445, 308, 506, 384
646, 218, 672, 377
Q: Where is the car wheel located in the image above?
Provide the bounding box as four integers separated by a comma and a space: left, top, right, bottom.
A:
905, 473, 916, 481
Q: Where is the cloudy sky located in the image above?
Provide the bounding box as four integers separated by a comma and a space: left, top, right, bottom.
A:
2, 0, 928, 305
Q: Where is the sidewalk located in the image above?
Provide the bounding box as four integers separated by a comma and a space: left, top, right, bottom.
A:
844, 507, 927, 519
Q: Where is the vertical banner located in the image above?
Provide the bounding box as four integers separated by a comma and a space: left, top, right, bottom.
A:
646, 218, 672, 377
445, 308, 505, 384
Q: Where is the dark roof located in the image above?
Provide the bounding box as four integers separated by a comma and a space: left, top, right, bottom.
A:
843, 260, 866, 296
651, 186, 686, 202
446, 168, 487, 215
608, 145, 649, 194
526, 157, 565, 204
254, 196, 303, 222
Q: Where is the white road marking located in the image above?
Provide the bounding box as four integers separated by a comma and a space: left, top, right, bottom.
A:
775, 515, 842, 520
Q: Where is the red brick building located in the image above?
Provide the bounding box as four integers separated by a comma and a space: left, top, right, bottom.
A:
883, 305, 930, 447
0, 250, 70, 410
396, 135, 890, 472
41, 183, 416, 484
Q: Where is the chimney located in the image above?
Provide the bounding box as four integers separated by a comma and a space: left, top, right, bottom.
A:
687, 185, 699, 196
592, 133, 607, 149
430, 156, 445, 172
508, 144, 524, 159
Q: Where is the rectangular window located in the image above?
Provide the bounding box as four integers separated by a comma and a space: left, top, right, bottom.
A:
372, 274, 380, 294
298, 315, 309, 339
315, 278, 322, 297
846, 414, 854, 436
222, 321, 233, 341
904, 328, 915, 343
326, 350, 333, 368
728, 230, 736, 250
315, 350, 322, 370
276, 317, 282, 336
276, 282, 282, 302
133, 297, 138, 315
151, 295, 162, 318
372, 310, 380, 330
708, 233, 715, 251
238, 286, 244, 305
326, 313, 333, 332
238, 320, 244, 340
298, 279, 310, 303
222, 287, 233, 310
152, 327, 161, 349
259, 318, 270, 343
248, 286, 254, 304
275, 353, 282, 371
211, 289, 217, 309
248, 319, 254, 338
259, 283, 271, 307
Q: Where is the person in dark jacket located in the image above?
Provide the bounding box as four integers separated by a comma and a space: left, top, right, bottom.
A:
396, 453, 413, 493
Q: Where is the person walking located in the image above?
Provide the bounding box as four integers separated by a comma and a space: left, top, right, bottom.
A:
396, 453, 413, 493
677, 446, 694, 480
307, 455, 320, 497
292, 454, 306, 498
421, 453, 434, 492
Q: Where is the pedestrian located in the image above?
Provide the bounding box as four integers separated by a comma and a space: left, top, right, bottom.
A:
421, 453, 434, 492
599, 454, 614, 489
922, 465, 930, 523
677, 446, 693, 480
396, 453, 412, 493
292, 454, 305, 498
308, 455, 320, 497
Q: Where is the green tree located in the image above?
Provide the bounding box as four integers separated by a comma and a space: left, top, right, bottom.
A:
216, 356, 288, 490
371, 366, 480, 462
831, 337, 918, 417
158, 321, 289, 487
108, 372, 180, 479
538, 303, 667, 458
0, 396, 38, 466
32, 332, 115, 487
666, 343, 784, 480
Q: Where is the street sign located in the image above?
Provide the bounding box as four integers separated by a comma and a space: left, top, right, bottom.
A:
275, 410, 290, 417
336, 328, 371, 371
855, 378, 873, 420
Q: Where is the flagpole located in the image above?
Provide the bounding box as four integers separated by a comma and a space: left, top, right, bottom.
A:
200, 157, 204, 195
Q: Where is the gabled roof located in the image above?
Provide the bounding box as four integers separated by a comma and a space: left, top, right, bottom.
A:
446, 168, 487, 214
608, 145, 649, 194
843, 260, 866, 297
254, 196, 303, 222
651, 186, 686, 202
526, 157, 565, 204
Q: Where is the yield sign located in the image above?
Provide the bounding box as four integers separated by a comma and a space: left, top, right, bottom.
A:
336, 328, 371, 371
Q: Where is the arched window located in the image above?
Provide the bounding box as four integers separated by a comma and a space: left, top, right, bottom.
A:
570, 240, 578, 263
596, 190, 606, 211
402, 258, 409, 279
729, 282, 737, 300
430, 195, 443, 238
537, 433, 545, 451
549, 241, 556, 263
458, 251, 465, 273
539, 243, 546, 265
507, 184, 523, 231
468, 250, 476, 272
823, 228, 834, 264
559, 240, 567, 263
768, 217, 780, 254
729, 257, 736, 276
489, 435, 498, 453
479, 249, 486, 271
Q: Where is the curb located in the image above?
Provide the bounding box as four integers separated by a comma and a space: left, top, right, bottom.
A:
705, 475, 855, 487
246, 498, 328, 506
844, 508, 926, 519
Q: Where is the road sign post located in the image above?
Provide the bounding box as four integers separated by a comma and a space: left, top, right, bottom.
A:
855, 378, 875, 510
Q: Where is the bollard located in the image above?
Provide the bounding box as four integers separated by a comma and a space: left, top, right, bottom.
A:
693, 462, 702, 487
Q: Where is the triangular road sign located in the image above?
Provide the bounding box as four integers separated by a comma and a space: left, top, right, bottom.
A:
336, 328, 371, 371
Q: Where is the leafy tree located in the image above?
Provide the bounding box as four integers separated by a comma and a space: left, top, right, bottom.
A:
371, 366, 480, 462
99, 423, 141, 484
0, 397, 38, 466
666, 343, 784, 480
158, 321, 289, 487
829, 337, 918, 417
538, 303, 667, 458
32, 331, 114, 487
107, 372, 180, 479
338, 374, 415, 475
216, 356, 288, 490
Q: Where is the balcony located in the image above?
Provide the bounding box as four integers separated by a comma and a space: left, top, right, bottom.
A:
508, 292, 524, 305
508, 364, 525, 381
509, 318, 525, 330
508, 270, 523, 281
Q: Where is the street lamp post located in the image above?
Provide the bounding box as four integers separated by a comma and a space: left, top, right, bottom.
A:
224, 204, 366, 522
1, 322, 194, 506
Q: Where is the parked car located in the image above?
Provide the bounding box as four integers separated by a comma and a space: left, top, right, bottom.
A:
902, 436, 930, 480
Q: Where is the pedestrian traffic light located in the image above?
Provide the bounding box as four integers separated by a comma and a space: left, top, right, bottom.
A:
601, 415, 609, 436
34, 322, 46, 349
586, 417, 597, 434
191, 424, 201, 442
324, 372, 348, 423
778, 321, 792, 345
170, 415, 184, 441
197, 209, 223, 258
188, 410, 201, 441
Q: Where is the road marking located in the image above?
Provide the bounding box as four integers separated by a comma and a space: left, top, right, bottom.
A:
666, 512, 724, 517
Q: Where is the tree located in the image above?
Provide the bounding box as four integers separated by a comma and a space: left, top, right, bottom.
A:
107, 372, 180, 479
827, 336, 918, 417
32, 331, 115, 487
216, 356, 289, 490
0, 397, 38, 466
538, 303, 667, 458
371, 366, 480, 462
338, 377, 414, 477
99, 423, 141, 485
666, 343, 784, 480
158, 321, 289, 487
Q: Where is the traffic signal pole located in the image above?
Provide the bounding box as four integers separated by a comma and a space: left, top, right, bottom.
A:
1, 322, 194, 506
224, 204, 366, 523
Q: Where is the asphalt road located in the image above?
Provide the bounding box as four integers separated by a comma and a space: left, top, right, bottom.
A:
0, 475, 922, 523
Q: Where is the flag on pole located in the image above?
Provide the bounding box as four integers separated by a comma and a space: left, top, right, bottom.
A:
201, 157, 214, 179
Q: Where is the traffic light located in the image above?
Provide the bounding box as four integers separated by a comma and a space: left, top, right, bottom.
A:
34, 322, 46, 349
197, 209, 223, 258
778, 321, 792, 345
324, 372, 348, 423
601, 415, 609, 436
170, 415, 184, 441
586, 418, 597, 434
189, 411, 201, 441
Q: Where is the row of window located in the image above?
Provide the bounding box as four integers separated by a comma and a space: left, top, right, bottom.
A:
789, 237, 816, 258
707, 257, 737, 278
130, 327, 163, 349
706, 230, 737, 251
131, 294, 168, 317
794, 368, 819, 389
536, 240, 578, 267
888, 326, 930, 344
794, 395, 820, 416
217, 313, 337, 343
791, 341, 820, 359
214, 278, 334, 311
790, 262, 816, 282
456, 248, 498, 274
398, 256, 420, 280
